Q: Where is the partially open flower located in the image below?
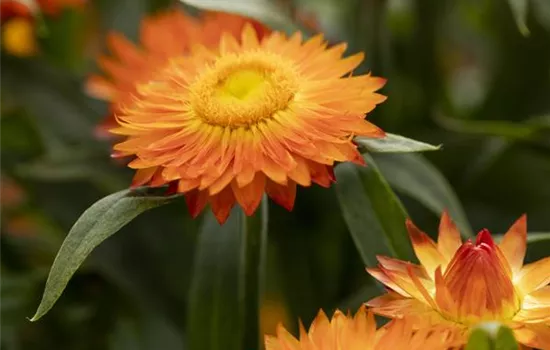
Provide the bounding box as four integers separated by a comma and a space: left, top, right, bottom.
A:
264, 305, 462, 350
367, 213, 550, 349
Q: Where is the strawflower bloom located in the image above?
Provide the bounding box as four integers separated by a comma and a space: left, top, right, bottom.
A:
265, 305, 462, 350
109, 21, 386, 223
86, 8, 270, 136
367, 212, 550, 349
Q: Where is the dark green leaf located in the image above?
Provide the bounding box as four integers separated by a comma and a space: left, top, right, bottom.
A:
373, 153, 473, 237
334, 154, 414, 266
179, 0, 300, 33
507, 0, 530, 36
338, 283, 383, 310
0, 112, 44, 158
355, 133, 441, 153
40, 9, 88, 72
434, 114, 549, 140
187, 198, 268, 350
532, 0, 550, 31
30, 188, 179, 321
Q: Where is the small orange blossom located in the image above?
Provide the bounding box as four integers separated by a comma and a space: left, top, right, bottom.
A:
367, 212, 550, 349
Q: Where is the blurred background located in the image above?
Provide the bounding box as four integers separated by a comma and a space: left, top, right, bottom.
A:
1, 0, 550, 349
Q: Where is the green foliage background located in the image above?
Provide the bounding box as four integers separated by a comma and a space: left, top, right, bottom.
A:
1, 0, 550, 349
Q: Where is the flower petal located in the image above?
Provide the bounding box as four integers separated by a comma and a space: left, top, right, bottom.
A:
437, 211, 462, 267
498, 214, 527, 277
516, 256, 550, 296
406, 219, 445, 279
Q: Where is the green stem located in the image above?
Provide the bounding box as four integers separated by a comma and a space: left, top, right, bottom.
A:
241, 196, 269, 350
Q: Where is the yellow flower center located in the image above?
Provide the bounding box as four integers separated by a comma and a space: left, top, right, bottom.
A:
190, 51, 299, 128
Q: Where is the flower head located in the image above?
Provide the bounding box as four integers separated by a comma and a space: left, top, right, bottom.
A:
108, 21, 386, 223
264, 305, 462, 350
86, 8, 270, 137
367, 212, 550, 349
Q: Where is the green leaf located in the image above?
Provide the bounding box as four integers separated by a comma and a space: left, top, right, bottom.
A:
187, 198, 268, 350
334, 154, 414, 266
0, 112, 43, 158
373, 153, 473, 237
179, 0, 300, 33
30, 187, 179, 321
507, 0, 530, 36
40, 9, 89, 72
355, 133, 441, 153
532, 0, 550, 31
338, 283, 383, 310
434, 114, 549, 140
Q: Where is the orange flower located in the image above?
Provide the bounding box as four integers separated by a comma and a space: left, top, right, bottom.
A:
86, 9, 270, 137
367, 213, 550, 349
264, 305, 462, 350
107, 21, 385, 223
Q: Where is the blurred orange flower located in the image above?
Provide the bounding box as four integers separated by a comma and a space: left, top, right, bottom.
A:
265, 305, 462, 350
86, 9, 270, 137
367, 212, 550, 349
1, 0, 85, 56
106, 19, 385, 223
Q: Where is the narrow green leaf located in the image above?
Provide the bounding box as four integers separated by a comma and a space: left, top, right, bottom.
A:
179, 0, 300, 33
334, 154, 414, 266
507, 0, 530, 36
525, 232, 550, 243
435, 114, 548, 140
373, 153, 473, 237
30, 187, 178, 321
355, 133, 441, 153
187, 198, 268, 350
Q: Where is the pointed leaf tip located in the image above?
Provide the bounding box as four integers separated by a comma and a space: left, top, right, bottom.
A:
30, 188, 177, 321
355, 133, 441, 153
